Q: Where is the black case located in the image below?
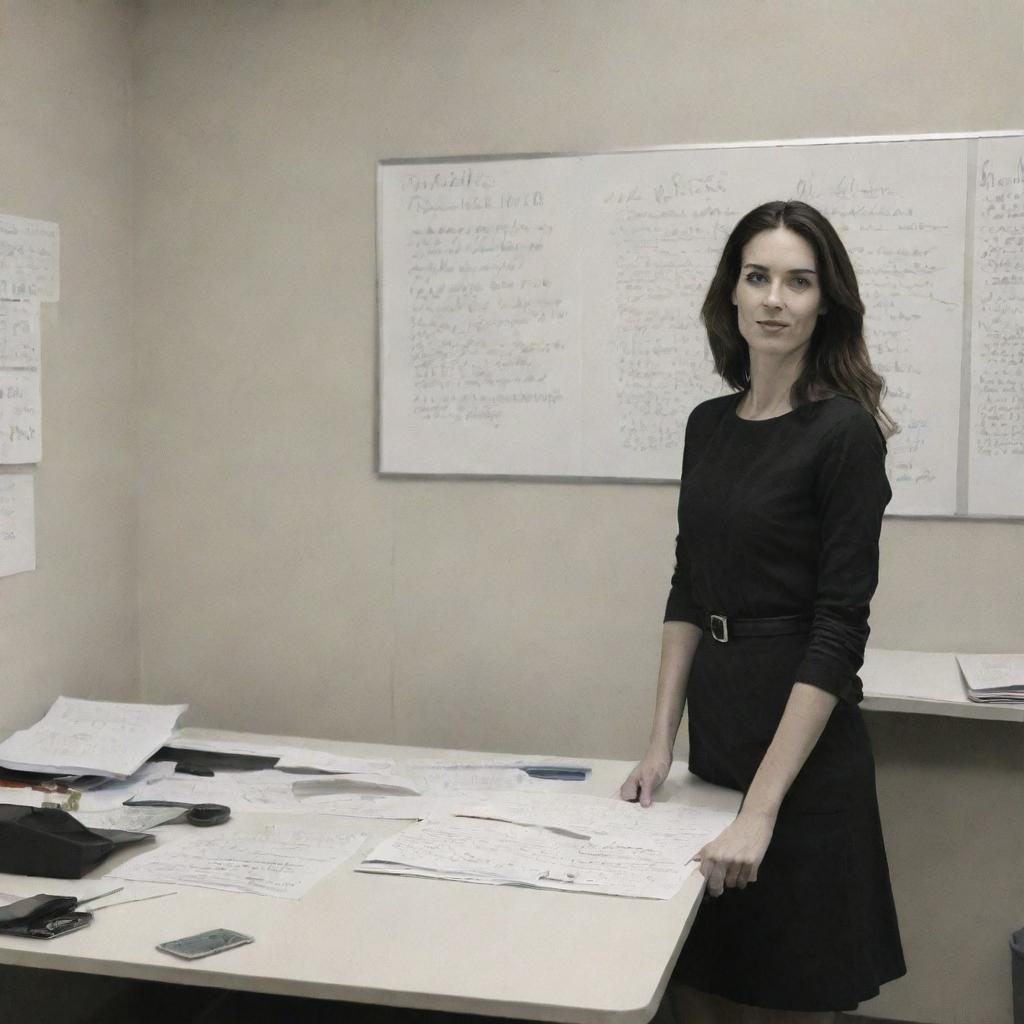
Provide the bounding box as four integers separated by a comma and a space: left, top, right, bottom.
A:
0, 804, 154, 879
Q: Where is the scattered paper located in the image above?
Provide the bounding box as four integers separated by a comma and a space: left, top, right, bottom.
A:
107, 823, 367, 899
0, 696, 187, 778
359, 812, 725, 900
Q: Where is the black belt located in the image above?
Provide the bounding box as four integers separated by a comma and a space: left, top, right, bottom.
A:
701, 613, 813, 643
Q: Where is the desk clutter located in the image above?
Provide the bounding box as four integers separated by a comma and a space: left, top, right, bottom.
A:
0, 697, 737, 938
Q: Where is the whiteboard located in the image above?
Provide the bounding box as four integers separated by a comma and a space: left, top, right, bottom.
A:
378, 133, 1024, 517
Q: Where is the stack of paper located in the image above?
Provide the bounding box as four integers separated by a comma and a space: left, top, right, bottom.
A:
0, 697, 187, 779
957, 653, 1024, 703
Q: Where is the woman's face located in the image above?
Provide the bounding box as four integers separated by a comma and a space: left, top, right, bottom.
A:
731, 227, 825, 364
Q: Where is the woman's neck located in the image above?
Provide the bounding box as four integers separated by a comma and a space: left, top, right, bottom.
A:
739, 359, 804, 420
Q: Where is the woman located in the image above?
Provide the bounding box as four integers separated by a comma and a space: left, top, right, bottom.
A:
621, 201, 906, 1023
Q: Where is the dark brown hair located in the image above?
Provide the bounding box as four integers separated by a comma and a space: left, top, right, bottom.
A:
700, 200, 897, 436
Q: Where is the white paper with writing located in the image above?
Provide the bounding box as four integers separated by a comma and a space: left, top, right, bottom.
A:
0, 473, 34, 576
0, 214, 59, 303
0, 697, 187, 778
969, 137, 1024, 515
359, 801, 734, 899
107, 824, 367, 899
0, 300, 40, 369
0, 369, 41, 463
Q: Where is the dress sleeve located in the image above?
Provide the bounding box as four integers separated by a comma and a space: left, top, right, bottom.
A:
663, 409, 704, 627
795, 411, 892, 703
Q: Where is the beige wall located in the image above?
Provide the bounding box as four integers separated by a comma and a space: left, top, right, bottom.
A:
0, 2, 137, 727
1, 2, 1020, 1022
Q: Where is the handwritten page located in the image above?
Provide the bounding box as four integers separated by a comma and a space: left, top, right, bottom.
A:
0, 473, 34, 577
0, 300, 40, 369
379, 158, 583, 476
0, 696, 187, 778
969, 137, 1024, 515
0, 214, 60, 303
108, 823, 367, 898
956, 653, 1024, 702
0, 369, 41, 463
359, 806, 732, 899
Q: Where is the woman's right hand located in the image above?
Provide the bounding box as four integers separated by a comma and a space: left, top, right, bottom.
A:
619, 746, 673, 807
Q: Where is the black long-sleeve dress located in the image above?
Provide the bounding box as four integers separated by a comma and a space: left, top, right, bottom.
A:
665, 391, 906, 1012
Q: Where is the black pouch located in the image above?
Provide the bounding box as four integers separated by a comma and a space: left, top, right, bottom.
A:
0, 804, 154, 879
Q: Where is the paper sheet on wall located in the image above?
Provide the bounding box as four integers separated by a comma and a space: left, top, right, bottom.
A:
107, 823, 367, 898
0, 214, 60, 303
0, 369, 41, 463
0, 300, 41, 369
969, 137, 1024, 515
0, 696, 187, 778
0, 473, 34, 577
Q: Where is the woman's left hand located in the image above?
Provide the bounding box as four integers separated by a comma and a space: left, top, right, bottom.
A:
692, 811, 775, 897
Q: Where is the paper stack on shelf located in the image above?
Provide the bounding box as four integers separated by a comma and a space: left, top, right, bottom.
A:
956, 654, 1024, 703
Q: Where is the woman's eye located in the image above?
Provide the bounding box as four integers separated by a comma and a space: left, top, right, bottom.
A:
745, 271, 766, 284
791, 277, 810, 288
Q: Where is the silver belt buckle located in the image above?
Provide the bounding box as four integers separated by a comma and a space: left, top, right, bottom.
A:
709, 614, 729, 643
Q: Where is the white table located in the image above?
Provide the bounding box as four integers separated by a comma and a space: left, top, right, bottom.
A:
0, 731, 741, 1024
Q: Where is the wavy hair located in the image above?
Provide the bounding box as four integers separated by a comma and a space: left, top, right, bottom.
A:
700, 200, 897, 437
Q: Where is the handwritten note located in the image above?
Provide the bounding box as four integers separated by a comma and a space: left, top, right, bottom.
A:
969, 138, 1024, 515
0, 300, 40, 369
0, 214, 60, 303
0, 369, 41, 463
0, 473, 34, 577
108, 823, 367, 898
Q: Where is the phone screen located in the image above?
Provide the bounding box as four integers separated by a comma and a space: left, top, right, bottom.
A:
156, 928, 254, 959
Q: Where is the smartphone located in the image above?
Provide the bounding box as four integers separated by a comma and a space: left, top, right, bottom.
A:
156, 928, 254, 960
